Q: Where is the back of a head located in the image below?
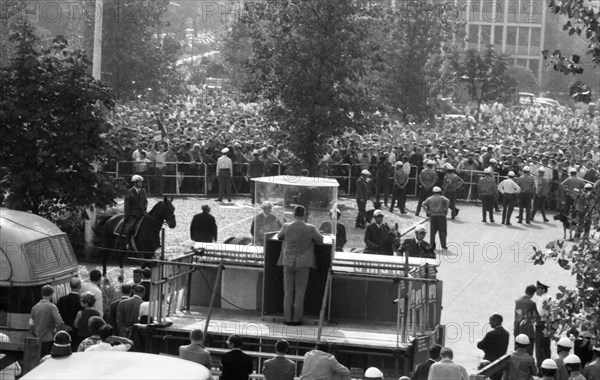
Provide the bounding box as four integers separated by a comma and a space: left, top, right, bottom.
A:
227, 334, 243, 348
88, 316, 105, 335
121, 283, 133, 296
490, 313, 503, 324
315, 341, 330, 353
190, 329, 204, 343
54, 330, 71, 345
133, 284, 146, 297
294, 205, 305, 218
90, 270, 102, 282
98, 324, 114, 341
525, 285, 536, 296
81, 292, 96, 308
142, 268, 152, 279
429, 344, 443, 359
70, 277, 81, 291
275, 339, 289, 354
41, 284, 54, 298
440, 347, 453, 359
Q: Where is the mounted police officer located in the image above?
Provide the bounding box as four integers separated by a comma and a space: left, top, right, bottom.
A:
121, 175, 148, 249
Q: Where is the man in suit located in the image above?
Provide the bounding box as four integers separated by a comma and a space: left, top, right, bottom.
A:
121, 175, 148, 249
413, 344, 442, 380
57, 277, 83, 350
220, 334, 254, 380
277, 206, 324, 325
363, 210, 395, 255
116, 285, 145, 338
107, 283, 132, 331
301, 341, 350, 379
247, 150, 264, 205
477, 314, 510, 380
190, 205, 218, 243
398, 225, 435, 259
251, 201, 283, 246
355, 169, 371, 228
514, 285, 538, 355
427, 347, 469, 380
263, 339, 295, 380
140, 268, 152, 302
179, 329, 211, 368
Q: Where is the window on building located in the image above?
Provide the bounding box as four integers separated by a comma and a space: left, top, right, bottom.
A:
456, 0, 468, 23
481, 25, 492, 46
516, 58, 528, 67
494, 25, 504, 47
471, 0, 481, 22
506, 26, 517, 54
517, 26, 529, 55
469, 24, 480, 45
530, 0, 543, 24
530, 27, 541, 55
508, 0, 520, 23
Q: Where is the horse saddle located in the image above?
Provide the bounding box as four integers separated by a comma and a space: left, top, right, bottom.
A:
114, 217, 144, 250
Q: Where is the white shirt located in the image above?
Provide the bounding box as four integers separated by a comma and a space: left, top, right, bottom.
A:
536, 293, 551, 319
85, 341, 131, 352
216, 155, 233, 174
497, 179, 521, 194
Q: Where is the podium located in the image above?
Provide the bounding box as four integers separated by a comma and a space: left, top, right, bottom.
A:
262, 233, 333, 319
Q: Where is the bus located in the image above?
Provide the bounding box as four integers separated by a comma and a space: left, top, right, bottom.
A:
0, 208, 79, 348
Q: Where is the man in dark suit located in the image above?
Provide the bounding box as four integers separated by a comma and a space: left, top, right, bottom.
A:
514, 285, 538, 355
251, 201, 283, 246
413, 344, 442, 380
141, 268, 152, 302
399, 225, 436, 259
355, 170, 371, 228
57, 277, 83, 350
179, 329, 211, 368
190, 205, 218, 243
477, 314, 510, 380
363, 210, 394, 255
247, 150, 264, 205
116, 285, 145, 338
122, 175, 148, 249
107, 283, 132, 330
263, 339, 295, 380
220, 334, 254, 380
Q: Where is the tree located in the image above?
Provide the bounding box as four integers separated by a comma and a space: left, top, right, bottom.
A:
453, 46, 516, 119
0, 22, 123, 216
532, 236, 600, 338
98, 0, 183, 101
366, 1, 464, 121
542, 0, 600, 102
506, 65, 539, 94
224, 0, 376, 172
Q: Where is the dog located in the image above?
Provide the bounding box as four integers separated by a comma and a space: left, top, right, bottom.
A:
365, 201, 384, 224
553, 212, 581, 240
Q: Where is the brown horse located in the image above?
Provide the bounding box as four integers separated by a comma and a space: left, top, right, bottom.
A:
94, 196, 176, 279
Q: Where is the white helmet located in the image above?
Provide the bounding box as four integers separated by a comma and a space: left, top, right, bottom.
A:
563, 354, 581, 365
515, 334, 530, 345
364, 367, 384, 378
541, 359, 557, 370
131, 175, 144, 182
557, 337, 574, 348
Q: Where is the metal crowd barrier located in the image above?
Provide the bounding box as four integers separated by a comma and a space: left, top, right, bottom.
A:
109, 161, 281, 196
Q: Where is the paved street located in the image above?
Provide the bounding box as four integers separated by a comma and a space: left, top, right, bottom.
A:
434, 203, 574, 373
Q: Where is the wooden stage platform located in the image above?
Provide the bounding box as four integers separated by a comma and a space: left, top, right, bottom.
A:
161, 306, 411, 351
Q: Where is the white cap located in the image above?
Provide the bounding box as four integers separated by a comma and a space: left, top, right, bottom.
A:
585, 183, 593, 189
564, 354, 581, 365
131, 175, 144, 182
515, 334, 530, 345
253, 150, 259, 155
523, 166, 530, 172
361, 169, 371, 176
427, 160, 435, 165
432, 186, 442, 193
538, 167, 545, 172
508, 171, 515, 177
490, 158, 498, 164
415, 225, 427, 233
446, 165, 455, 171
395, 161, 403, 167
373, 210, 384, 217
557, 337, 574, 348
364, 367, 384, 378
569, 167, 577, 173
221, 147, 229, 154
541, 359, 557, 370
484, 167, 492, 174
